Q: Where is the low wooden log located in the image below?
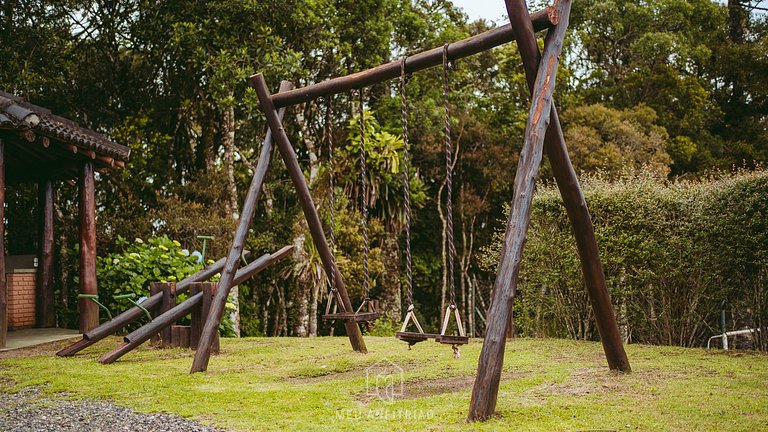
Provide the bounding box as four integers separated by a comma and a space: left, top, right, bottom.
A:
115, 160, 125, 169
251, 75, 368, 355
190, 81, 294, 374
160, 283, 175, 347
189, 283, 205, 350
467, 0, 572, 421
149, 283, 163, 346
202, 284, 219, 354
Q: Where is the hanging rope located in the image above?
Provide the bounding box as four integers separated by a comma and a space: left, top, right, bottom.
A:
358, 89, 371, 302
400, 57, 414, 307
324, 97, 340, 312
443, 44, 457, 308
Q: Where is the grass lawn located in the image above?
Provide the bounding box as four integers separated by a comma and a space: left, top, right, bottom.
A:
1, 336, 766, 431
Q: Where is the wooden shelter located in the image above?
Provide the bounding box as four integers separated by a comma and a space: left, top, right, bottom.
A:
0, 91, 129, 347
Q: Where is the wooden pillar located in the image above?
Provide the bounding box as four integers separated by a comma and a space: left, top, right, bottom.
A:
161, 283, 175, 347
0, 139, 6, 348
190, 282, 205, 350
37, 179, 55, 327
468, 0, 572, 421
250, 74, 368, 354
190, 81, 292, 373
78, 160, 98, 333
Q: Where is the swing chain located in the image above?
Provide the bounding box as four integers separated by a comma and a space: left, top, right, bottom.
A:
358, 89, 371, 302
443, 44, 457, 308
400, 57, 414, 307
323, 96, 343, 315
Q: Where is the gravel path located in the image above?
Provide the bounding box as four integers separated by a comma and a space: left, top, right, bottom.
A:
0, 386, 226, 432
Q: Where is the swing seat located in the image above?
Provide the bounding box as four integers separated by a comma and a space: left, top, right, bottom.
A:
436, 334, 469, 345
395, 331, 439, 346
322, 311, 381, 322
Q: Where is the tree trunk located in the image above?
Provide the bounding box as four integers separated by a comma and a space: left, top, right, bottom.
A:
222, 92, 238, 218
292, 235, 309, 337
309, 276, 319, 337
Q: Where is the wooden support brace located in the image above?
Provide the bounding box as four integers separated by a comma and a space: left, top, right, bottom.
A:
189, 81, 294, 374
468, 0, 573, 421
250, 74, 368, 355
502, 0, 631, 373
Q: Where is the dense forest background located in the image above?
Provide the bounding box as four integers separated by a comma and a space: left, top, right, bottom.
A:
0, 0, 766, 346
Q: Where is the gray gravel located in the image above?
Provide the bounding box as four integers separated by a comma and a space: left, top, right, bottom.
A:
0, 386, 226, 432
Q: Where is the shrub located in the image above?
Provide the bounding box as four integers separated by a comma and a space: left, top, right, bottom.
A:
482, 168, 768, 349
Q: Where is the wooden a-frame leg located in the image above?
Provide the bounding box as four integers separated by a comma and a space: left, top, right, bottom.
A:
251, 74, 368, 354
503, 0, 630, 374
190, 81, 294, 374
467, 0, 573, 421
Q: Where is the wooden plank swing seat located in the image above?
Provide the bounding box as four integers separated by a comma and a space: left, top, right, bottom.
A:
395, 305, 439, 346
322, 311, 380, 322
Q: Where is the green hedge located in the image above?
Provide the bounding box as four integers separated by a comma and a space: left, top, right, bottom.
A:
482, 169, 768, 349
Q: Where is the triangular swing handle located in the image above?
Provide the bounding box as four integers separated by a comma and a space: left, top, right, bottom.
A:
440, 303, 466, 337
399, 304, 425, 334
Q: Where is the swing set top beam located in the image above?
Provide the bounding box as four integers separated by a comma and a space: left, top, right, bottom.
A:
270, 6, 557, 108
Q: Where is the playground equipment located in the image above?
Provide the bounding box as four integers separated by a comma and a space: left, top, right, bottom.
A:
57, 246, 292, 358
395, 47, 468, 354
182, 3, 630, 424
320, 92, 380, 324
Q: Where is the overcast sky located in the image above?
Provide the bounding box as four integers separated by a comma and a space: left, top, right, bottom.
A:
451, 0, 508, 23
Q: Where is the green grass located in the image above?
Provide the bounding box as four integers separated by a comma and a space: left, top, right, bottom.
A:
1, 336, 767, 431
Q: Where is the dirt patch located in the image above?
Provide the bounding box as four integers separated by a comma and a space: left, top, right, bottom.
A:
526, 365, 687, 401
356, 371, 530, 403
0, 338, 81, 360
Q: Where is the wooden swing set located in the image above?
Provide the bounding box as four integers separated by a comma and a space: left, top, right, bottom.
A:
56, 0, 631, 422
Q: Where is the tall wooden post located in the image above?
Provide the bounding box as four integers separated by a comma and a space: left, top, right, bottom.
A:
37, 179, 55, 327
79, 161, 98, 333
250, 74, 368, 354
0, 139, 6, 348
504, 0, 630, 372
190, 81, 294, 373
468, 0, 572, 421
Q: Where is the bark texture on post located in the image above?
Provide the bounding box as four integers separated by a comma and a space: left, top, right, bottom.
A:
79, 160, 98, 333
468, 0, 572, 421
251, 74, 367, 354
37, 179, 55, 328
504, 0, 630, 373
0, 139, 6, 348
189, 81, 293, 373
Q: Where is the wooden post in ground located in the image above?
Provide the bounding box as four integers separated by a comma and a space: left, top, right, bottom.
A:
37, 179, 55, 328
160, 283, 175, 347
202, 283, 219, 354
189, 82, 294, 373
0, 139, 6, 348
504, 0, 630, 372
468, 0, 572, 421
78, 161, 98, 333
189, 282, 204, 350
149, 283, 163, 345
250, 74, 367, 354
